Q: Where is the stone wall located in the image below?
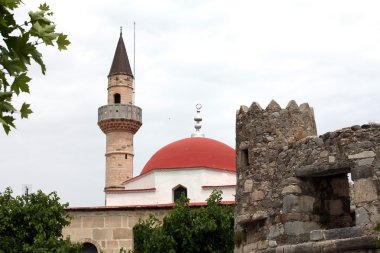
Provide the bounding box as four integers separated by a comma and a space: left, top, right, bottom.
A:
235, 100, 380, 253
63, 207, 170, 253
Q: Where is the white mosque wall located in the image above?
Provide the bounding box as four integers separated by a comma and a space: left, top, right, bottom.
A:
123, 172, 155, 190
105, 168, 235, 206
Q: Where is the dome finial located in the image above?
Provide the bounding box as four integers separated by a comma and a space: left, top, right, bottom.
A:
191, 104, 205, 138
120, 26, 123, 36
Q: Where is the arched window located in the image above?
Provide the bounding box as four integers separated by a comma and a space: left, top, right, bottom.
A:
114, 93, 121, 104
173, 185, 187, 202
81, 243, 98, 253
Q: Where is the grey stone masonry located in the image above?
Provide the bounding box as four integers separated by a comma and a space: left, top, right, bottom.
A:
234, 100, 380, 253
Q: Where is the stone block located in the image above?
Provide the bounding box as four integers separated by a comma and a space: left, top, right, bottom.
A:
239, 141, 249, 150
118, 239, 133, 248
284, 221, 304, 235
283, 195, 315, 213
284, 221, 320, 235
328, 156, 336, 163
356, 207, 370, 226
310, 230, 323, 241
83, 216, 104, 228
282, 212, 303, 222
353, 179, 378, 203
357, 157, 375, 166
244, 179, 253, 193
113, 228, 132, 240
320, 150, 329, 158
283, 194, 298, 213
323, 227, 361, 240
351, 166, 373, 180
105, 215, 122, 228
268, 224, 284, 239
251, 190, 264, 201
106, 240, 119, 249
69, 217, 82, 228
348, 151, 376, 160
236, 214, 251, 225
257, 240, 268, 250
268, 240, 277, 248
243, 242, 257, 253
93, 228, 113, 240
62, 228, 92, 241
125, 215, 140, 228
281, 185, 301, 195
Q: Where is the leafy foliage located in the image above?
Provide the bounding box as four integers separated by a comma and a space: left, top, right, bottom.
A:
133, 190, 234, 253
375, 223, 380, 247
0, 188, 81, 253
0, 0, 70, 134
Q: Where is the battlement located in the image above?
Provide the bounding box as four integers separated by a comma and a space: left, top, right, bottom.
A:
236, 100, 317, 151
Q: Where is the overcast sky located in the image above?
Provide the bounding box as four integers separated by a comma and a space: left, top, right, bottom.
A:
1, 0, 380, 206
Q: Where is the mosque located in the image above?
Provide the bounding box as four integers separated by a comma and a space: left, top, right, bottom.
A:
63, 31, 236, 253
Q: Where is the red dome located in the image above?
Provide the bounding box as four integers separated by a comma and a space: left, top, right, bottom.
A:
141, 137, 236, 175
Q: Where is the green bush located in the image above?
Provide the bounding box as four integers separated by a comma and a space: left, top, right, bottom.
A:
133, 190, 234, 253
0, 187, 81, 253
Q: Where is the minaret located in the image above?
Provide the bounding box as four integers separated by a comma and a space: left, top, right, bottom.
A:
98, 30, 142, 191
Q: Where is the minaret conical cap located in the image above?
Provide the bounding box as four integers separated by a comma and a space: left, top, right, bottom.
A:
108, 30, 133, 77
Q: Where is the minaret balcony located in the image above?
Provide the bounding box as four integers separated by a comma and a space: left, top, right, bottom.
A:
98, 104, 142, 134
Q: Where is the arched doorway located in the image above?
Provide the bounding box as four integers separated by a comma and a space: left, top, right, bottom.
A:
81, 242, 98, 253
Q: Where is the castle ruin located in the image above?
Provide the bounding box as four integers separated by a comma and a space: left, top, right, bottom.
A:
235, 100, 380, 253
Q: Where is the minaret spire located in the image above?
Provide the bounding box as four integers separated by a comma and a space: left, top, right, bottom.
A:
191, 104, 205, 138
108, 29, 133, 77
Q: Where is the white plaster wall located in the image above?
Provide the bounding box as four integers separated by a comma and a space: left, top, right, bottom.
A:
201, 169, 236, 186
124, 172, 155, 190
105, 168, 236, 206
106, 191, 158, 206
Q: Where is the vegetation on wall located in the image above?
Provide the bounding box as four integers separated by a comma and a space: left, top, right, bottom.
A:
132, 190, 234, 253
0, 188, 80, 253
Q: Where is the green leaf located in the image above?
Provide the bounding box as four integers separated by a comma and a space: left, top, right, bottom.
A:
0, 115, 16, 134
0, 100, 16, 113
28, 10, 52, 25
56, 33, 70, 51
2, 59, 26, 76
0, 0, 22, 10
20, 103, 32, 119
30, 21, 57, 45
2, 115, 15, 127
4, 35, 35, 67
39, 3, 50, 12
29, 46, 46, 74
2, 121, 11, 134
0, 91, 13, 100
11, 73, 31, 95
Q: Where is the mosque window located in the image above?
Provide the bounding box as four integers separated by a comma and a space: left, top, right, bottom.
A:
125, 154, 128, 159
114, 93, 121, 104
81, 243, 98, 253
173, 185, 187, 202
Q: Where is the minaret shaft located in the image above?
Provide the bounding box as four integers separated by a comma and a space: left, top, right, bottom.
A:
98, 33, 142, 191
